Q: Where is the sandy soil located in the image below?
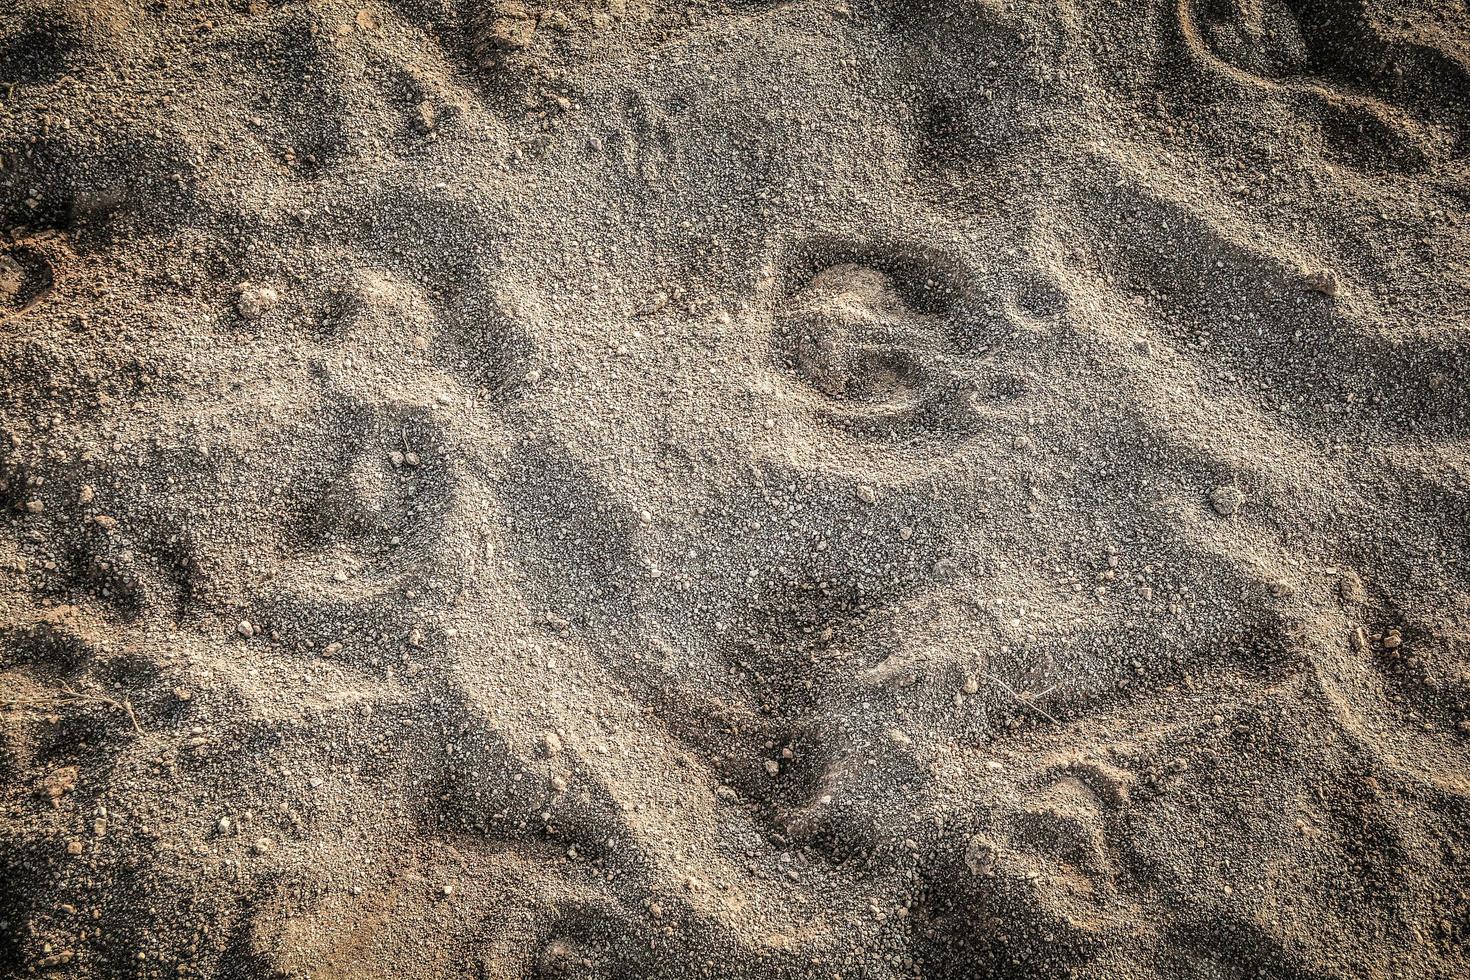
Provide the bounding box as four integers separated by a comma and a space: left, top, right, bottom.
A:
2, 0, 1470, 977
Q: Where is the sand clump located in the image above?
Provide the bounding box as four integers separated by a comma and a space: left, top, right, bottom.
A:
2, 0, 1470, 978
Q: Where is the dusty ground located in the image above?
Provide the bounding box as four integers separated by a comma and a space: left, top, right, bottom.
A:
2, 0, 1470, 977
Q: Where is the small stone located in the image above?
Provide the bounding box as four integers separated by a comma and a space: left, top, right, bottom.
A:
440, 884, 454, 897
1303, 270, 1340, 298
252, 837, 273, 854
899, 526, 913, 541
237, 283, 281, 320
24, 499, 43, 514
763, 759, 780, 777
550, 774, 568, 792
964, 836, 996, 876
961, 675, 979, 695
218, 816, 232, 834
854, 485, 877, 505
66, 840, 84, 856
1210, 485, 1244, 517
236, 620, 254, 638
1338, 569, 1367, 603
1382, 629, 1402, 651
543, 732, 563, 756
639, 290, 670, 316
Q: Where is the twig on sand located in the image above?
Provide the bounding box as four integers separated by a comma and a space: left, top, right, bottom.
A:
985, 672, 1060, 725
16, 683, 146, 735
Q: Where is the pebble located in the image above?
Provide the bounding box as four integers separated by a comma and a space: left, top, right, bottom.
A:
237, 283, 280, 320
236, 620, 255, 638
252, 838, 273, 854
543, 732, 563, 756
1304, 270, 1341, 298
963, 836, 996, 876
855, 485, 877, 505
899, 526, 913, 541
1210, 485, 1244, 516
218, 817, 232, 834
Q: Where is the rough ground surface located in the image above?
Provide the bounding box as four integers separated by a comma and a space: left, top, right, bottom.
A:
2, 0, 1469, 977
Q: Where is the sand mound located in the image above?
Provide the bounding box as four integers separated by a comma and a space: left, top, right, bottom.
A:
2, 0, 1469, 977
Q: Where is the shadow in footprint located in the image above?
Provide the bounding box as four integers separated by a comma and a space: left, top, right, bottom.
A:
494, 441, 639, 627
1177, 0, 1470, 172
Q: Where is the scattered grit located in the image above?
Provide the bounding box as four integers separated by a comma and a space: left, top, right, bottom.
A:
2, 1, 1469, 978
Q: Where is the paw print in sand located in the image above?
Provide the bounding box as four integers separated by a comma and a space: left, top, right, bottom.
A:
771, 245, 1013, 442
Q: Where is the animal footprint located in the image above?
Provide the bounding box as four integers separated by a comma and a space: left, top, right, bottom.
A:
770, 243, 992, 441
246, 396, 462, 647
1177, 0, 1470, 172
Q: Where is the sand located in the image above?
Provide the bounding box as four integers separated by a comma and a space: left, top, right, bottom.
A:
2, 0, 1469, 977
